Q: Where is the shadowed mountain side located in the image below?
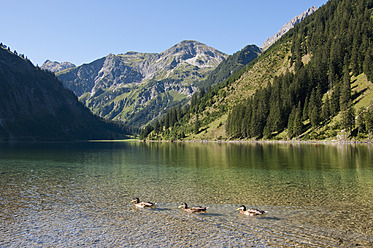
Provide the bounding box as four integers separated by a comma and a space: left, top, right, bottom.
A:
200, 44, 261, 88
0, 47, 129, 142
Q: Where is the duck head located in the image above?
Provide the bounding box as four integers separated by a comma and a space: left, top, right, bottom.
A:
178, 203, 188, 209
236, 205, 247, 211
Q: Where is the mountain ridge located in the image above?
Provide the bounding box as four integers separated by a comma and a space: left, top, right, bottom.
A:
56, 40, 228, 126
142, 0, 373, 142
260, 6, 318, 51
0, 46, 128, 142
41, 60, 76, 73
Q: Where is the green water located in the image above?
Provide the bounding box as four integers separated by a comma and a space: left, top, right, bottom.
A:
0, 142, 372, 247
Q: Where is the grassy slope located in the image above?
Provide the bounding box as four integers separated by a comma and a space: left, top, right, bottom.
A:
181, 40, 373, 141
319, 73, 373, 140
182, 41, 294, 140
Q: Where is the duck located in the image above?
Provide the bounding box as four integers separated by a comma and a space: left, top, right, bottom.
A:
130, 197, 156, 208
236, 205, 266, 216
178, 202, 208, 213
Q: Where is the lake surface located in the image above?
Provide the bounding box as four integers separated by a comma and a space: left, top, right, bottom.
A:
1, 141, 372, 247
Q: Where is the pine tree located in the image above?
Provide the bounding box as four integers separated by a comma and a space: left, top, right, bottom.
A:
310, 106, 320, 129
154, 119, 161, 133
330, 84, 340, 116
321, 95, 331, 122
366, 107, 373, 140
356, 107, 366, 135
308, 89, 321, 128
293, 103, 303, 138
194, 113, 200, 134
340, 56, 352, 111
341, 100, 355, 139
363, 48, 373, 82
302, 95, 309, 120
287, 107, 296, 138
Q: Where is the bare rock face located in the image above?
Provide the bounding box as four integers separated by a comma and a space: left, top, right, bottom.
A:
56, 40, 228, 126
41, 60, 76, 73
261, 6, 318, 51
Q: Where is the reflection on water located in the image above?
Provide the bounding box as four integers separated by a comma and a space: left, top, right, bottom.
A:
0, 142, 372, 246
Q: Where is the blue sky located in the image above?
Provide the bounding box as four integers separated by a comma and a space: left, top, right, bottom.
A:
1, 0, 327, 66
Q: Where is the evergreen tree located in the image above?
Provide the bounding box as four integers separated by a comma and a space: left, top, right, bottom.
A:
287, 107, 296, 138
164, 112, 170, 129
363, 48, 373, 82
310, 106, 320, 129
366, 107, 373, 140
293, 103, 303, 138
194, 113, 200, 134
356, 107, 366, 135
154, 119, 161, 133
340, 56, 352, 111
330, 84, 340, 116
308, 89, 321, 128
321, 95, 331, 122
139, 125, 154, 140
302, 95, 309, 120
341, 101, 355, 138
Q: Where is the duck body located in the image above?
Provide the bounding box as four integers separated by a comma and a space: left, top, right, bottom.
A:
178, 203, 207, 213
131, 197, 156, 208
236, 205, 266, 216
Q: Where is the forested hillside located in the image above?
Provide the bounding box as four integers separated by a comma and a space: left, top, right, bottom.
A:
0, 44, 133, 142
199, 45, 261, 88
141, 0, 373, 141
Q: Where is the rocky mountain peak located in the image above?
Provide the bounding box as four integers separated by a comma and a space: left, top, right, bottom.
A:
56, 40, 228, 126
41, 60, 76, 73
260, 6, 318, 51
160, 40, 227, 68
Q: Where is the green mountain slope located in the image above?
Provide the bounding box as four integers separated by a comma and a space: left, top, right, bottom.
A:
143, 0, 373, 141
198, 44, 261, 88
56, 40, 228, 127
0, 45, 130, 142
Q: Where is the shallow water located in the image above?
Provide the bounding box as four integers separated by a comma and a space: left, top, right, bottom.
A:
1, 142, 372, 247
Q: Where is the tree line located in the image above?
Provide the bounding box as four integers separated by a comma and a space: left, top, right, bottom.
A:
226, 0, 373, 140
139, 0, 373, 141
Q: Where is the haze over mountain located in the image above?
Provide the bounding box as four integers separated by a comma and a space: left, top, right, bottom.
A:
260, 6, 318, 51
56, 40, 228, 126
0, 45, 128, 142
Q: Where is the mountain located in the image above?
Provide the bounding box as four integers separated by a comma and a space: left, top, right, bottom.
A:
199, 44, 261, 88
0, 45, 129, 142
41, 60, 76, 73
260, 6, 318, 51
143, 0, 373, 142
56, 40, 228, 127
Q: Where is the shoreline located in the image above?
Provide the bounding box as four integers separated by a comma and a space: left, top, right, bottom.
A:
141, 138, 373, 145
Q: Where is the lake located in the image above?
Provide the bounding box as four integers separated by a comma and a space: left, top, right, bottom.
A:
1, 141, 372, 247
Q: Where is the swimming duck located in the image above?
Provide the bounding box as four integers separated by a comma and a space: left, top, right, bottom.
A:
178, 202, 208, 213
236, 205, 266, 216
130, 197, 156, 208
